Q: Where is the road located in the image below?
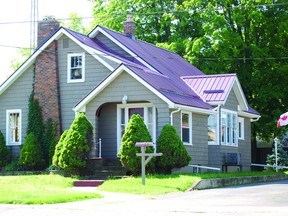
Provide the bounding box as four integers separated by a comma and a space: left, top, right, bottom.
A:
1, 180, 288, 216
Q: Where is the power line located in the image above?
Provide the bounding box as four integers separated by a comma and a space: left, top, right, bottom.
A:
0, 44, 287, 62
0, 1, 287, 25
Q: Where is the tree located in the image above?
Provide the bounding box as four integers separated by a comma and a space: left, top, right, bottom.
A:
43, 118, 57, 165
52, 129, 69, 167
266, 141, 288, 171
90, 0, 288, 141
56, 113, 93, 174
61, 12, 90, 34
0, 130, 9, 169
19, 132, 45, 170
118, 114, 154, 175
155, 124, 191, 174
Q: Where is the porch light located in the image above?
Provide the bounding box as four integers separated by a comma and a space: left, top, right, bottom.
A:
122, 95, 128, 104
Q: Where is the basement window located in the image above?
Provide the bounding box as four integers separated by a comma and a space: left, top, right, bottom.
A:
67, 53, 85, 83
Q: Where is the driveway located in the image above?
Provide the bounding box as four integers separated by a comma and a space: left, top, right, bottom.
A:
1, 180, 288, 216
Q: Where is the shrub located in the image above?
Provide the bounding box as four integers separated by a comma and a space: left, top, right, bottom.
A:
52, 129, 69, 166
43, 118, 57, 166
19, 132, 45, 170
0, 130, 9, 169
155, 124, 191, 174
266, 141, 288, 171
118, 114, 154, 175
56, 113, 93, 174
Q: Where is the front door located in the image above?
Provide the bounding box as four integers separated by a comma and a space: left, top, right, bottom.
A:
117, 103, 155, 153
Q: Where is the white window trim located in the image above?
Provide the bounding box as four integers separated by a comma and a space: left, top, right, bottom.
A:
6, 109, 22, 146
67, 53, 85, 83
117, 103, 156, 153
238, 117, 245, 140
221, 109, 238, 147
181, 111, 192, 145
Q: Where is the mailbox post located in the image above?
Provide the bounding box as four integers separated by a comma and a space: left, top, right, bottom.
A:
135, 142, 162, 185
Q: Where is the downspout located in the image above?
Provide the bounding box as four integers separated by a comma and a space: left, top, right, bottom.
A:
170, 107, 181, 125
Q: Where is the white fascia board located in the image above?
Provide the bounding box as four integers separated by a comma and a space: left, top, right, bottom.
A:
174, 104, 216, 115
73, 64, 174, 112
238, 110, 261, 120
89, 27, 158, 73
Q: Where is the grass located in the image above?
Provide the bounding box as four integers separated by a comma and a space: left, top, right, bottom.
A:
0, 175, 102, 204
0, 171, 285, 204
98, 171, 284, 195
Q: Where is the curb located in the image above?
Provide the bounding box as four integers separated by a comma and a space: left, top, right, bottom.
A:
189, 174, 288, 190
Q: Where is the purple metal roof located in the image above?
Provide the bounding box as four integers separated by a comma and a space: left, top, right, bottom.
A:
65, 25, 258, 115
182, 74, 236, 102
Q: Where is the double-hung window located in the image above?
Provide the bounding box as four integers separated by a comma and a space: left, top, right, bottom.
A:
6, 110, 21, 145
67, 53, 85, 83
221, 110, 237, 146
181, 112, 192, 145
238, 117, 244, 140
208, 114, 217, 145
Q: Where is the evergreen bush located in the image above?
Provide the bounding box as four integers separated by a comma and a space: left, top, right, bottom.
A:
52, 129, 69, 166
56, 113, 93, 174
43, 118, 57, 166
0, 130, 9, 169
118, 114, 154, 175
19, 132, 45, 170
266, 142, 288, 171
155, 124, 191, 174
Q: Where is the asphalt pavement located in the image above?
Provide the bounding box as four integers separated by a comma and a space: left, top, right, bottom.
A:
1, 180, 288, 216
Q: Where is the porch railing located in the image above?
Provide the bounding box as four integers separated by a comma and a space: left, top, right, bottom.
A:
188, 164, 221, 173
251, 163, 288, 170
89, 138, 102, 159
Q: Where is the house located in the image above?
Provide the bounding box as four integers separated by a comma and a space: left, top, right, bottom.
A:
0, 15, 260, 172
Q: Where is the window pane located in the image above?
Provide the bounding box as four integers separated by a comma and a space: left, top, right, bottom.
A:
9, 112, 20, 143
208, 115, 217, 143
182, 113, 189, 128
182, 128, 189, 143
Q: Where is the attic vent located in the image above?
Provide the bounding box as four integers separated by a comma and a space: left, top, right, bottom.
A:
203, 89, 224, 94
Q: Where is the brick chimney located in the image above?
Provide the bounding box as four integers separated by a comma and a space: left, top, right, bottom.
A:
37, 16, 60, 46
123, 14, 136, 39
34, 16, 62, 136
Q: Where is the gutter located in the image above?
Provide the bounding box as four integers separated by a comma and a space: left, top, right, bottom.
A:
170, 108, 181, 125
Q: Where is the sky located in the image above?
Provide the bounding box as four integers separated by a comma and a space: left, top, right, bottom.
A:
0, 0, 94, 84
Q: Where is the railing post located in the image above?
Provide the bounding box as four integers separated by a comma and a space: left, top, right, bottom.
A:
99, 138, 102, 158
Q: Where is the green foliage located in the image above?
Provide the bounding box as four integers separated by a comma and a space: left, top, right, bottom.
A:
19, 132, 45, 170
3, 157, 21, 171
90, 0, 288, 140
155, 124, 191, 174
118, 114, 154, 175
0, 130, 9, 169
55, 113, 93, 174
42, 118, 57, 166
266, 142, 288, 172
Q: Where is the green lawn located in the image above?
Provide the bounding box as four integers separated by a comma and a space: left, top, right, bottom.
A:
0, 175, 102, 204
0, 171, 285, 204
98, 171, 282, 195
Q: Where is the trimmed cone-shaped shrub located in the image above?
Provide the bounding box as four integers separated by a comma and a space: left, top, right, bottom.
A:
56, 113, 93, 174
19, 132, 45, 170
0, 130, 9, 169
155, 124, 191, 174
118, 114, 154, 175
52, 129, 69, 166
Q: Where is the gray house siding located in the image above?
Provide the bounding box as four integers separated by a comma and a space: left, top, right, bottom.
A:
57, 36, 113, 130
85, 71, 169, 158
208, 90, 252, 171
0, 65, 34, 155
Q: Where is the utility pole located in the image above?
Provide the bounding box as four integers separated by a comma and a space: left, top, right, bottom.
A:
30, 0, 38, 54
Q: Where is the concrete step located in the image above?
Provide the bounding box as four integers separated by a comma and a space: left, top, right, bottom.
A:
73, 180, 105, 187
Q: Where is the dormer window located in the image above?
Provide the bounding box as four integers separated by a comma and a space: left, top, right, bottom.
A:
67, 53, 85, 83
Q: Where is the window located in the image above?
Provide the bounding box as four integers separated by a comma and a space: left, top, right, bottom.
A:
221, 110, 237, 146
6, 110, 21, 145
117, 104, 155, 152
208, 114, 217, 145
238, 117, 244, 140
67, 53, 85, 83
181, 112, 192, 145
